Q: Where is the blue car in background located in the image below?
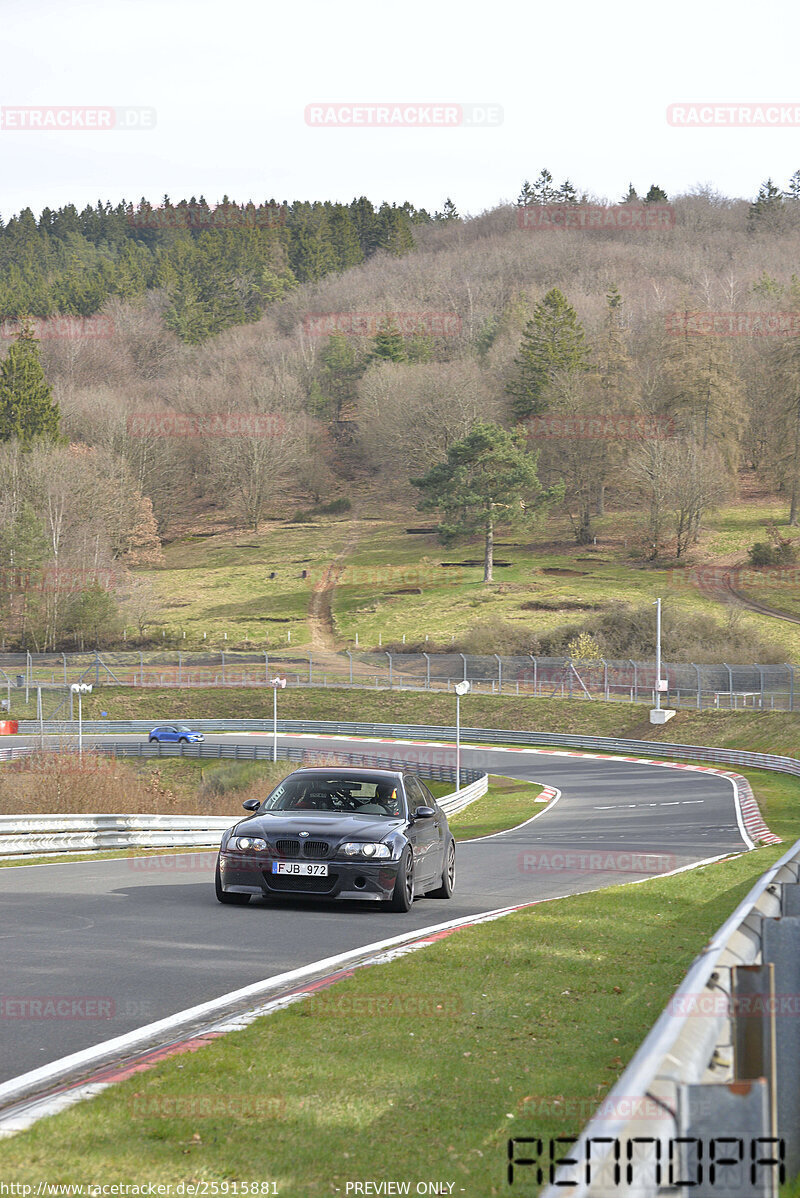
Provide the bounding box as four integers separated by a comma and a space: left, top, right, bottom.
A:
148, 724, 205, 744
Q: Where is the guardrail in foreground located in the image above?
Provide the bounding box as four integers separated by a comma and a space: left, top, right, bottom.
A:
533, 836, 800, 1197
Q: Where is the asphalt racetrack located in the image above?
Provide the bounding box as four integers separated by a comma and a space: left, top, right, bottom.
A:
0, 734, 748, 1084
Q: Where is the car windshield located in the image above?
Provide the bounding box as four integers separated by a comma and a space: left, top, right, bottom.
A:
177, 726, 193, 732
260, 775, 403, 817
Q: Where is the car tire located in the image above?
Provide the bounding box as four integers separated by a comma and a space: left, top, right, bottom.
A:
215, 857, 251, 906
388, 848, 414, 912
179, 736, 188, 744
148, 736, 157, 743
428, 838, 455, 898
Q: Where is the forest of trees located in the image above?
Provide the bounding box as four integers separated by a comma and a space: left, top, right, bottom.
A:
3, 173, 800, 647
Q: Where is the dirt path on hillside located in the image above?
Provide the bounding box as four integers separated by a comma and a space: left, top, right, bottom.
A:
696, 569, 800, 626
307, 523, 361, 654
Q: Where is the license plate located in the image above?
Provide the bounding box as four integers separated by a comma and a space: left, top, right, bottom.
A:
272, 862, 328, 876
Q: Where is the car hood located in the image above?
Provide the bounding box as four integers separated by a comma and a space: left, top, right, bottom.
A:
233, 813, 404, 842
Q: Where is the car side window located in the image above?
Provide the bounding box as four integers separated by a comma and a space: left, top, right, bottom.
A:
417, 779, 437, 809
404, 777, 425, 812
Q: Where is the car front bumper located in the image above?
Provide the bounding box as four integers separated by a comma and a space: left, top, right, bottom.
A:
219, 851, 399, 901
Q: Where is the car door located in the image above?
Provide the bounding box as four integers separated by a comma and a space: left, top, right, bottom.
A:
404, 776, 439, 884
162, 725, 178, 742
418, 778, 447, 880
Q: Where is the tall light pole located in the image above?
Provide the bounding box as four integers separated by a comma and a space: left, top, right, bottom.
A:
70, 683, 92, 759
454, 680, 470, 791
654, 597, 662, 711
269, 677, 286, 762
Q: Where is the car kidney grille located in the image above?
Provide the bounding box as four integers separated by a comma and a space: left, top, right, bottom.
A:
275, 839, 300, 858
302, 841, 329, 859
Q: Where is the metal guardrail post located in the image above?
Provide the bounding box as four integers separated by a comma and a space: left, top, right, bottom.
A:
530, 655, 537, 696
346, 650, 353, 685
495, 654, 502, 693
761, 914, 800, 1176
423, 652, 430, 689
733, 962, 777, 1144
308, 655, 313, 685
221, 652, 225, 685
386, 652, 392, 688
630, 659, 637, 703
786, 663, 794, 711
460, 653, 467, 683
724, 662, 733, 705
694, 662, 701, 709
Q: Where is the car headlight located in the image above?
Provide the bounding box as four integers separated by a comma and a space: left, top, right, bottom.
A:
340, 842, 391, 859
234, 837, 266, 851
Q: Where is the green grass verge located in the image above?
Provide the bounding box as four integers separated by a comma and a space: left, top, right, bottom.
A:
448, 776, 546, 840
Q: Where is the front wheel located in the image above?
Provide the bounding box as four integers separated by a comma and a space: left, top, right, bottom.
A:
179, 736, 188, 744
388, 848, 414, 912
428, 839, 455, 898
148, 736, 157, 743
215, 857, 251, 906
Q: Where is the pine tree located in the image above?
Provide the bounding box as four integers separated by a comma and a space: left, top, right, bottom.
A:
531, 169, 558, 203
412, 423, 559, 582
376, 204, 414, 256
506, 288, 590, 421
319, 332, 364, 419
435, 198, 460, 221
517, 180, 535, 206
622, 183, 639, 202
788, 170, 800, 200
748, 179, 784, 228
557, 180, 578, 203
0, 321, 60, 445
644, 184, 668, 202
370, 319, 406, 363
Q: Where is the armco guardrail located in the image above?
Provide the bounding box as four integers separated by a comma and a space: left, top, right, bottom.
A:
0, 739, 487, 856
0, 813, 234, 858
535, 836, 800, 1198
16, 717, 800, 781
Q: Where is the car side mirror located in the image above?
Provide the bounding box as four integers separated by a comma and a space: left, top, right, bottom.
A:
242, 799, 260, 811
413, 806, 436, 820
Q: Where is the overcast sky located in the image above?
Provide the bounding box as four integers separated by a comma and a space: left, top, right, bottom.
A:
1, 0, 799, 219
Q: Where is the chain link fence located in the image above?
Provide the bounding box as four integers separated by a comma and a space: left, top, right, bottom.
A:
0, 650, 797, 710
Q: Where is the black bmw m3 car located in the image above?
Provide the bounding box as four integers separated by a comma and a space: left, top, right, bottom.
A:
214, 767, 456, 911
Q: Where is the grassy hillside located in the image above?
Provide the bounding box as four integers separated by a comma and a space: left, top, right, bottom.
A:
132, 496, 800, 661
